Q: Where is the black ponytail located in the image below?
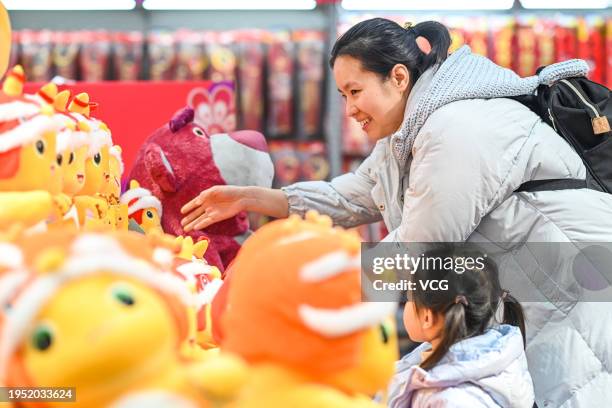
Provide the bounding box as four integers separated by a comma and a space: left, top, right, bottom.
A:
420, 302, 467, 370
412, 21, 451, 72
330, 18, 451, 85
502, 293, 527, 348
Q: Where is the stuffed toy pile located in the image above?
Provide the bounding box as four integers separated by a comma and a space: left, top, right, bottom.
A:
0, 5, 400, 405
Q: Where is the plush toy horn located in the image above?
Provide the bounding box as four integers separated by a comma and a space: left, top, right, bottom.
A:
169, 107, 194, 133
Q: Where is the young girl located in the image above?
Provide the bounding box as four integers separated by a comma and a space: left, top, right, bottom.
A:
181, 18, 612, 407
388, 248, 534, 408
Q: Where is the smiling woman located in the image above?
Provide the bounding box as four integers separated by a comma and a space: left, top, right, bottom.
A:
180, 18, 450, 234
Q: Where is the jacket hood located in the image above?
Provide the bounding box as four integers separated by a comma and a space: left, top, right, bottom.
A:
390, 45, 589, 166
389, 325, 534, 407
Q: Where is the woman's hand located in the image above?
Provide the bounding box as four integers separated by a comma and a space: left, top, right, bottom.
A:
181, 186, 290, 232
180, 185, 247, 232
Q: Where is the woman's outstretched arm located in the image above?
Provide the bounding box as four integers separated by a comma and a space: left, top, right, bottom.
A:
181, 186, 289, 232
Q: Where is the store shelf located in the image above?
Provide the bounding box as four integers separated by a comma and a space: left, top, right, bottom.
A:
8, 9, 328, 31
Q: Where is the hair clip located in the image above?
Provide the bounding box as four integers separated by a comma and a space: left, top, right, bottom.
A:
454, 295, 468, 306
501, 290, 510, 300
403, 22, 414, 30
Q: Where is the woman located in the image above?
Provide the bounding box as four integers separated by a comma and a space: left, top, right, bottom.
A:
182, 18, 612, 407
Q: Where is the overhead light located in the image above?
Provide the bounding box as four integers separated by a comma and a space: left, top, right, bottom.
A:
342, 0, 514, 10
4, 0, 135, 10
520, 0, 610, 8
143, 0, 317, 10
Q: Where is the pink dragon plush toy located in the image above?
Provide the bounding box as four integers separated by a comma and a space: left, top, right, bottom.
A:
127, 107, 273, 271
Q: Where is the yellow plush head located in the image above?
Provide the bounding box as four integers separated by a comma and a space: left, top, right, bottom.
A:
56, 115, 89, 197
0, 84, 63, 194
70, 109, 112, 197
120, 179, 164, 235
81, 142, 109, 196
1, 231, 193, 407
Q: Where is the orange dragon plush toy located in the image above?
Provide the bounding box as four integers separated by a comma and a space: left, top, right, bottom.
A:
219, 211, 399, 407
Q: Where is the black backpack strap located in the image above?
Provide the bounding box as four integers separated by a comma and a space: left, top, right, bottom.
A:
516, 178, 587, 192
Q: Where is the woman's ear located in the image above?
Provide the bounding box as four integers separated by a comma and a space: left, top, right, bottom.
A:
390, 64, 410, 92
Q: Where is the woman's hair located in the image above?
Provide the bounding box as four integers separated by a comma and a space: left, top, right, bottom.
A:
330, 18, 451, 85
408, 246, 526, 370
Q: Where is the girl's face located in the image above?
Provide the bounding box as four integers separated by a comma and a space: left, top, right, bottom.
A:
333, 55, 410, 142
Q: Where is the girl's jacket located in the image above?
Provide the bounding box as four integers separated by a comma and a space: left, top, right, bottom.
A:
387, 325, 534, 408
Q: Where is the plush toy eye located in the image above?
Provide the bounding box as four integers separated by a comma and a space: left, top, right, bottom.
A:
32, 324, 53, 351
192, 127, 206, 137
56, 154, 63, 166
68, 152, 74, 165
146, 210, 154, 219
35, 140, 45, 155
111, 285, 135, 306
93, 153, 101, 166
379, 323, 390, 344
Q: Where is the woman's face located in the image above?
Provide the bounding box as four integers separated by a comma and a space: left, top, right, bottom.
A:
333, 55, 410, 142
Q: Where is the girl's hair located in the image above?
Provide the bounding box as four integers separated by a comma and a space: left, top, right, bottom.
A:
408, 247, 526, 371
329, 18, 451, 85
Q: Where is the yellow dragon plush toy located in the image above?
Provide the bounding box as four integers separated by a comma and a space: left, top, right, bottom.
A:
218, 211, 399, 407
68, 93, 115, 229
120, 179, 163, 235
0, 229, 245, 408
172, 235, 223, 351
0, 65, 70, 230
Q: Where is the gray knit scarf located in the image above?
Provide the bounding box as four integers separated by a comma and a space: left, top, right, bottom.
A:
390, 45, 590, 166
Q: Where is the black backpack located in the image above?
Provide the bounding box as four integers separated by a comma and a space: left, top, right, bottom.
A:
513, 73, 612, 194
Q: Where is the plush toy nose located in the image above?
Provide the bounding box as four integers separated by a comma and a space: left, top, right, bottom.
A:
227, 130, 268, 153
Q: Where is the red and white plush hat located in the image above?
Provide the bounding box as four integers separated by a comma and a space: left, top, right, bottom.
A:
0, 67, 65, 153
69, 111, 113, 158
120, 185, 163, 218
55, 113, 89, 154
0, 97, 64, 154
